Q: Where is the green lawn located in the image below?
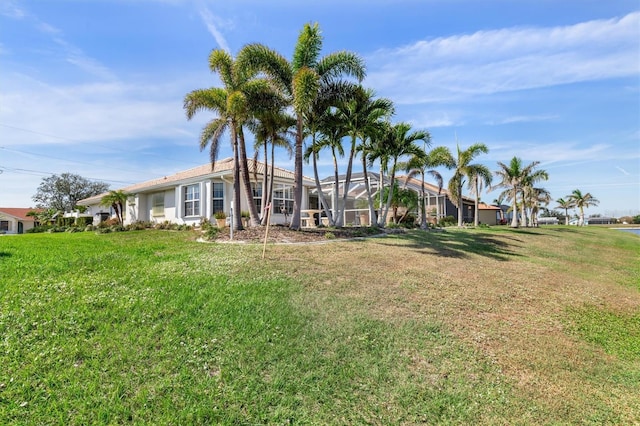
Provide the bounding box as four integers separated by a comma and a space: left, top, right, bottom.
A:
0, 227, 638, 424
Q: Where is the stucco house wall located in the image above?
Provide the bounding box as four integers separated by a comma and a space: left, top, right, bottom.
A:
79, 158, 315, 227
0, 208, 39, 234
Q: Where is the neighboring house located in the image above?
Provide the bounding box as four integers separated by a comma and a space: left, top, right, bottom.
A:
315, 173, 475, 225
585, 216, 616, 225
78, 158, 316, 226
0, 208, 40, 234
477, 203, 502, 226
537, 217, 560, 225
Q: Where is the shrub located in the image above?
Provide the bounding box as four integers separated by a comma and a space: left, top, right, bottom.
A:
214, 211, 226, 220
84, 225, 95, 232
324, 232, 336, 240
439, 215, 456, 227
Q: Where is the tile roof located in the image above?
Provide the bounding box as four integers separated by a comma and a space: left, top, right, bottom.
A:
0, 208, 41, 221
79, 158, 311, 205
478, 202, 502, 210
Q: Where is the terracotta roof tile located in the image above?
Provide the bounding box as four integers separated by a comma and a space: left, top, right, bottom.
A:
0, 208, 41, 221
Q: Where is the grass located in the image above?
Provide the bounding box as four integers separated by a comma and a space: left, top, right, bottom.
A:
0, 226, 638, 424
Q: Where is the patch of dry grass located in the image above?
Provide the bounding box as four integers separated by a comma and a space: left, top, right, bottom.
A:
245, 226, 640, 423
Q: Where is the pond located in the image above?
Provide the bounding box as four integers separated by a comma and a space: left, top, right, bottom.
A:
615, 228, 640, 236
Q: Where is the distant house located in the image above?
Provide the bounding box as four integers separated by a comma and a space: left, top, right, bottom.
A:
477, 203, 502, 226
78, 158, 315, 226
537, 217, 559, 225
585, 216, 616, 225
0, 208, 40, 234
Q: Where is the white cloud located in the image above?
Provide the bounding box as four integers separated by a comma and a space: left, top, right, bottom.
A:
197, 3, 231, 53
0, 0, 26, 19
0, 73, 205, 147
366, 12, 640, 104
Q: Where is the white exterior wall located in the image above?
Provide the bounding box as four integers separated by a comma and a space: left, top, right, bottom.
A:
0, 216, 36, 234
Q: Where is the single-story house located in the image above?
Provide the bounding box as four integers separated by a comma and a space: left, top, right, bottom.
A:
0, 208, 40, 234
78, 158, 316, 226
477, 203, 503, 226
585, 216, 616, 225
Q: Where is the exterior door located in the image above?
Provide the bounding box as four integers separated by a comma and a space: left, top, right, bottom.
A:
18, 222, 24, 234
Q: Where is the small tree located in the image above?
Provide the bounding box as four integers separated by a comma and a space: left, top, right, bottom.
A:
100, 190, 128, 225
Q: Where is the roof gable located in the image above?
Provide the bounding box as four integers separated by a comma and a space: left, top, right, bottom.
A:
0, 208, 40, 221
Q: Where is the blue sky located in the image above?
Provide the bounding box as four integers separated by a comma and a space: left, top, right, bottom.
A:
1, 0, 638, 217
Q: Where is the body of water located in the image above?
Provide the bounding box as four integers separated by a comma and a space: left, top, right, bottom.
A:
615, 228, 640, 236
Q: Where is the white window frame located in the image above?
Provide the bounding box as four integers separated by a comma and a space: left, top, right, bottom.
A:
273, 184, 293, 214
152, 193, 165, 217
184, 184, 200, 217
212, 182, 224, 215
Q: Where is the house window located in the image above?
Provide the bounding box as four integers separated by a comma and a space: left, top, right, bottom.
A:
184, 184, 200, 216
152, 193, 164, 216
273, 185, 293, 214
0, 220, 9, 232
212, 182, 224, 215
251, 183, 262, 212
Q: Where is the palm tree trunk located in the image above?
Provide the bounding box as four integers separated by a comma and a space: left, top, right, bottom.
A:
362, 155, 377, 228
312, 146, 334, 226
260, 139, 268, 222
473, 177, 479, 227
420, 175, 427, 229
457, 184, 464, 227
337, 135, 358, 227
510, 188, 519, 228
230, 126, 243, 231
290, 116, 303, 230
237, 127, 261, 227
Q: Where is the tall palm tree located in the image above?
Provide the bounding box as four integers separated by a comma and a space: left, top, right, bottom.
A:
335, 86, 394, 227
492, 157, 545, 228
567, 189, 599, 226
184, 49, 272, 229
100, 190, 128, 225
555, 197, 574, 225
375, 122, 428, 226
446, 143, 489, 227
238, 23, 366, 230
303, 96, 343, 226
467, 164, 493, 227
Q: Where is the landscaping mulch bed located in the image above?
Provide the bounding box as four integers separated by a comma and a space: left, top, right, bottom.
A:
210, 225, 403, 244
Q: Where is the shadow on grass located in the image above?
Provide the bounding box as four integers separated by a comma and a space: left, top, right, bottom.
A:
0, 251, 11, 259
380, 230, 522, 261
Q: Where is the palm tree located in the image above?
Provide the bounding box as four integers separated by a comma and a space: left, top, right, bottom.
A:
100, 190, 128, 225
238, 22, 366, 230
184, 49, 269, 229
335, 86, 394, 227
525, 186, 551, 227
567, 189, 599, 226
519, 165, 549, 227
467, 164, 493, 227
376, 123, 428, 227
446, 143, 489, 227
248, 110, 295, 225
555, 197, 574, 225
492, 157, 546, 228
401, 145, 452, 229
